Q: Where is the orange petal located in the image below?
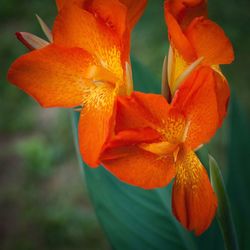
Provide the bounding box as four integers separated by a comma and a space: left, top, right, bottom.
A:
120, 0, 147, 29
172, 148, 217, 235
116, 91, 171, 132
55, 0, 64, 10
186, 17, 234, 65
165, 0, 207, 28
53, 3, 125, 79
164, 11, 196, 62
89, 0, 127, 37
106, 128, 161, 148
78, 84, 117, 167
8, 44, 95, 108
172, 66, 219, 149
159, 108, 188, 145
101, 128, 160, 161
213, 70, 230, 126
102, 147, 175, 189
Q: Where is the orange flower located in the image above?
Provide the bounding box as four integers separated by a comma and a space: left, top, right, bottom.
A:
8, 0, 147, 167
164, 0, 234, 125
101, 66, 220, 235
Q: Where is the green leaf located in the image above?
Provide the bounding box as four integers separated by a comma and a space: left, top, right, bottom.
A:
72, 57, 198, 250
209, 155, 239, 250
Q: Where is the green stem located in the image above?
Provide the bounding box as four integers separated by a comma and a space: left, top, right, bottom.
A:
209, 155, 239, 250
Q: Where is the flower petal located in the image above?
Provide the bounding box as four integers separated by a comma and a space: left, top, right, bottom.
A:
120, 0, 147, 29
53, 3, 125, 79
165, 0, 207, 28
164, 11, 196, 62
172, 148, 217, 235
102, 147, 175, 189
89, 0, 127, 37
106, 128, 161, 148
214, 70, 230, 126
55, 0, 64, 10
186, 17, 234, 65
78, 84, 117, 167
172, 66, 219, 149
8, 44, 95, 108
116, 91, 171, 132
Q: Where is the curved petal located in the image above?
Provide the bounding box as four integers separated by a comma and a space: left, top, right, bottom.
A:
172, 148, 217, 235
78, 84, 117, 167
214, 70, 230, 126
102, 147, 175, 189
165, 0, 207, 28
8, 44, 95, 108
106, 128, 161, 148
89, 0, 127, 37
53, 3, 125, 79
116, 91, 171, 132
186, 17, 234, 65
55, 0, 64, 10
164, 11, 196, 62
172, 66, 219, 149
120, 0, 147, 29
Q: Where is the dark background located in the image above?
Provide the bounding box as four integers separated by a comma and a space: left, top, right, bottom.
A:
0, 0, 249, 249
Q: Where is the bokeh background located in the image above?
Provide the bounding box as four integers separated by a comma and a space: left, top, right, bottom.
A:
0, 0, 249, 249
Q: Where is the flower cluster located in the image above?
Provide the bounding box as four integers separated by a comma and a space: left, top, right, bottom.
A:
8, 0, 234, 235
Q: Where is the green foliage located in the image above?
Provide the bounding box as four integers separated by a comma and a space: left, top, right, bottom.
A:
1, 0, 250, 249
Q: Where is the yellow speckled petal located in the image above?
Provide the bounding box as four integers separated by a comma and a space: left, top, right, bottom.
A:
158, 108, 187, 144
172, 147, 217, 235
53, 3, 124, 80
78, 84, 117, 167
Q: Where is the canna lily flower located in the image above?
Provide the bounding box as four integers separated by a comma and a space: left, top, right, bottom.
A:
8, 0, 147, 167
100, 66, 220, 235
164, 0, 234, 125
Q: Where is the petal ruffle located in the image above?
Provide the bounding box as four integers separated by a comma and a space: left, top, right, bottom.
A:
172, 66, 219, 149
172, 148, 217, 235
89, 0, 127, 37
8, 44, 95, 108
214, 70, 230, 126
55, 0, 64, 10
120, 0, 147, 29
53, 3, 125, 79
165, 0, 207, 28
102, 147, 175, 189
106, 128, 161, 148
186, 17, 234, 65
78, 84, 117, 167
116, 91, 171, 132
165, 11, 196, 62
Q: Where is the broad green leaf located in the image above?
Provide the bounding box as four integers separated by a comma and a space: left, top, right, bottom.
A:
72, 57, 197, 250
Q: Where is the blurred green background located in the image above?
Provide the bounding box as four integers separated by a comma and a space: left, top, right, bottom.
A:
0, 0, 249, 249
